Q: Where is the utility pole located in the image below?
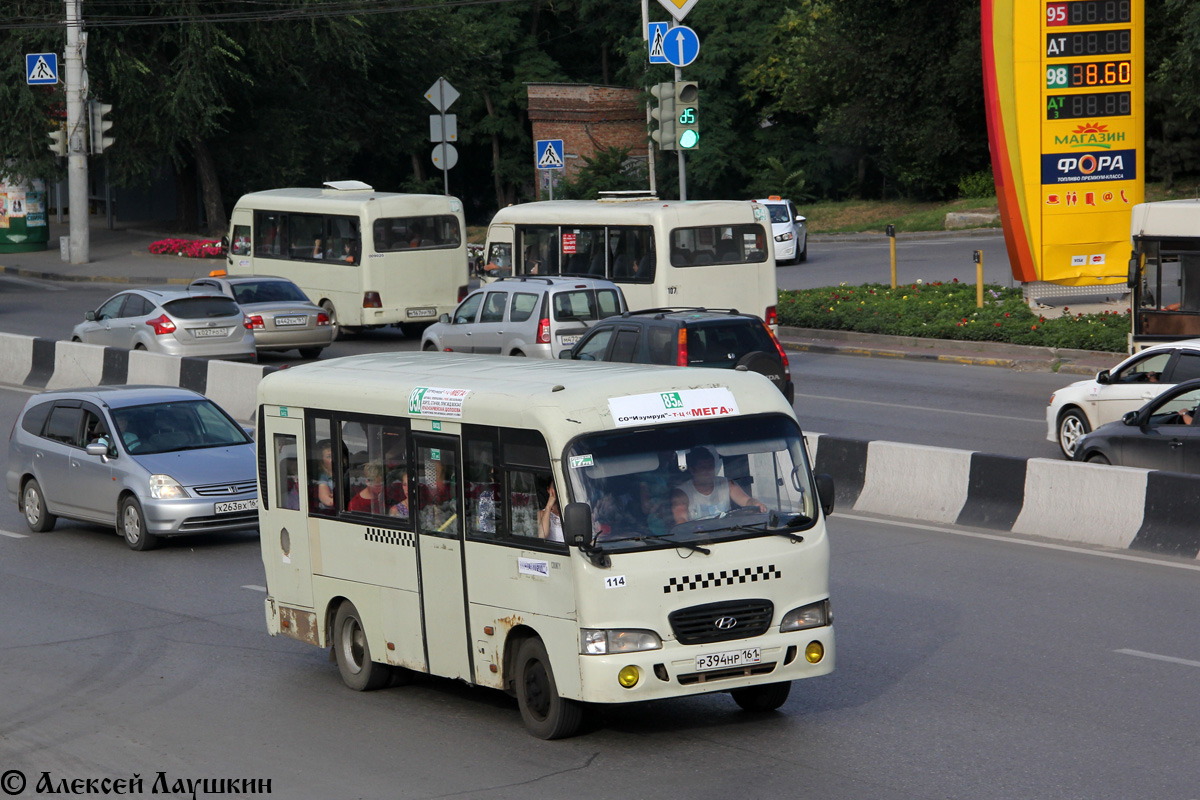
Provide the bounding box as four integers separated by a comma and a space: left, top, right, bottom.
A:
65, 0, 89, 264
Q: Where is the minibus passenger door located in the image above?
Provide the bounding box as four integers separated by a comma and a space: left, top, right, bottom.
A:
413, 434, 472, 681
262, 411, 314, 610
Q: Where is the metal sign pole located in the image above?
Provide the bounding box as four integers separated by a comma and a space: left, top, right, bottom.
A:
438, 79, 449, 196
671, 20, 686, 201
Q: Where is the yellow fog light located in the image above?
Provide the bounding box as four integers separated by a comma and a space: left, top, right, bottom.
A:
617, 665, 640, 688
804, 641, 824, 664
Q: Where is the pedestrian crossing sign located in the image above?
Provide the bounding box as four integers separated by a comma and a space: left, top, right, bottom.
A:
26, 53, 58, 85
535, 139, 565, 170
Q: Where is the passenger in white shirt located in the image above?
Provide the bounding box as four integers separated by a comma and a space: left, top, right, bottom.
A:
672, 447, 767, 524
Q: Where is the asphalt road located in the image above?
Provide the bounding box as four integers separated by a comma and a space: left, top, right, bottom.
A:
778, 230, 1016, 291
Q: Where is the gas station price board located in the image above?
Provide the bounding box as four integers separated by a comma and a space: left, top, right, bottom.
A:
984, 0, 1144, 286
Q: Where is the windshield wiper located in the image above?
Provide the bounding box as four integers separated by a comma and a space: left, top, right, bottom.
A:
601, 532, 710, 555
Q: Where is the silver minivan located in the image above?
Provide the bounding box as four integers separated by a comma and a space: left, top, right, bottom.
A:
7, 386, 258, 551
420, 276, 627, 358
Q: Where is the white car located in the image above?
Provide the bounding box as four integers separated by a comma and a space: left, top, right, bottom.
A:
754, 196, 807, 264
1046, 339, 1200, 458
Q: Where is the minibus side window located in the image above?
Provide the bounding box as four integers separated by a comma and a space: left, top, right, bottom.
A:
274, 434, 299, 510
255, 212, 287, 257
340, 418, 410, 520
608, 227, 655, 282
373, 216, 461, 252
463, 425, 562, 549
307, 416, 336, 514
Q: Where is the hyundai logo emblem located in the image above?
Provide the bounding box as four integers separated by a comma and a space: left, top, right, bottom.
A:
714, 616, 738, 630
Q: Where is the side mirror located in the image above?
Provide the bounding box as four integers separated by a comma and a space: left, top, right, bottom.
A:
85, 443, 108, 457
1096, 369, 1110, 385
84, 310, 96, 321
1122, 410, 1139, 426
1127, 256, 1138, 288
221, 234, 230, 251
438, 313, 451, 325
558, 350, 573, 359
815, 473, 835, 517
563, 502, 593, 545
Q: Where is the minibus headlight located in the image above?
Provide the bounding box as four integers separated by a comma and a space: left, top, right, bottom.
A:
580, 629, 662, 655
780, 600, 830, 632
149, 474, 188, 500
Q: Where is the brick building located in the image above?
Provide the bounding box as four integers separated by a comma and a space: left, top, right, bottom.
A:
526, 83, 648, 189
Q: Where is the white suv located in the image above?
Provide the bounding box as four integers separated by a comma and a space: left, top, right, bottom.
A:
754, 196, 807, 264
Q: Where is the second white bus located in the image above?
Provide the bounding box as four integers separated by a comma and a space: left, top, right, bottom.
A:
483, 199, 781, 326
256, 353, 834, 738
226, 182, 468, 337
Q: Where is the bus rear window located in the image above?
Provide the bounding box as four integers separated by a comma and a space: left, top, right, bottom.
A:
670, 225, 769, 267
373, 216, 462, 252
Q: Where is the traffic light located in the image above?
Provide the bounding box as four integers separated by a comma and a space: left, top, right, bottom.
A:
649, 82, 676, 152
89, 99, 114, 154
674, 81, 699, 150
47, 126, 67, 156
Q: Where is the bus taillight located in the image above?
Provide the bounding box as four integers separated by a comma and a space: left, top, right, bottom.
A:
458, 285, 469, 302
363, 292, 382, 308
765, 305, 777, 326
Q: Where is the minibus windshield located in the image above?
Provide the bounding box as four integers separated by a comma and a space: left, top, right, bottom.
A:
564, 414, 816, 552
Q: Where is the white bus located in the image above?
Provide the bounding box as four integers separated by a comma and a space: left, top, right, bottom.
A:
226, 181, 468, 337
482, 199, 782, 326
1128, 200, 1200, 351
256, 353, 835, 738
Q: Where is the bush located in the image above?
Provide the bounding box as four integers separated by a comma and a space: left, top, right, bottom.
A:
777, 281, 1128, 352
957, 170, 996, 200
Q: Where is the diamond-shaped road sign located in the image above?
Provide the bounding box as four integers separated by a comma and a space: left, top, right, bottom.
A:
657, 0, 699, 22
424, 77, 459, 112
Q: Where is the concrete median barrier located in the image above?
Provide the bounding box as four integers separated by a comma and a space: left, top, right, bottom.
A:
2, 332, 268, 422
804, 431, 1200, 558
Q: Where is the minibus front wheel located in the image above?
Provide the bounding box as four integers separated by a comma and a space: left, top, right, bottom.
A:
515, 637, 582, 739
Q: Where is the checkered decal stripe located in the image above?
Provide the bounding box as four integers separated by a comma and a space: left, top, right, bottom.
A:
664, 565, 782, 593
364, 527, 415, 547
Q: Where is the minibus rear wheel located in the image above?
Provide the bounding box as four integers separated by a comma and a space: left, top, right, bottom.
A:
731, 681, 791, 712
515, 637, 582, 739
333, 601, 391, 691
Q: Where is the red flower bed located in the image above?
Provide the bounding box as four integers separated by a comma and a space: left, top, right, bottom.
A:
148, 238, 225, 258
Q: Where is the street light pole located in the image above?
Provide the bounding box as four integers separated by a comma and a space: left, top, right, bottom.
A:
65, 0, 89, 263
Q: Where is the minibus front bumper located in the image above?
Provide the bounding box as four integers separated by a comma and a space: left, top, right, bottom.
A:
574, 625, 835, 704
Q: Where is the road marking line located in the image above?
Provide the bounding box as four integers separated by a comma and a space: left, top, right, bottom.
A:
0, 529, 29, 539
835, 513, 1200, 573
1115, 649, 1200, 669
242, 584, 266, 592
793, 392, 1040, 423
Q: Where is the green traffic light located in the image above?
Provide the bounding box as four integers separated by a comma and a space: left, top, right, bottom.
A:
678, 129, 699, 149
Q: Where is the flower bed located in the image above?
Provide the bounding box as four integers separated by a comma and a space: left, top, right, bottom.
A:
148, 238, 225, 258
777, 280, 1129, 353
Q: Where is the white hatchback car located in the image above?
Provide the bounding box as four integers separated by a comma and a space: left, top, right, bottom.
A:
1046, 338, 1200, 458
753, 196, 807, 264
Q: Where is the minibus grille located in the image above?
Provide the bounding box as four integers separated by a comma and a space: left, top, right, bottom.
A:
668, 599, 773, 645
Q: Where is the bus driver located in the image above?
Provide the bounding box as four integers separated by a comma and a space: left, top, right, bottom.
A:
672, 447, 767, 524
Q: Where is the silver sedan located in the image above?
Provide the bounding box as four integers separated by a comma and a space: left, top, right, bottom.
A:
189, 274, 334, 359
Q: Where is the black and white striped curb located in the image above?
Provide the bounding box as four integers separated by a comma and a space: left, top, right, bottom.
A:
807, 434, 1200, 559
0, 333, 271, 422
